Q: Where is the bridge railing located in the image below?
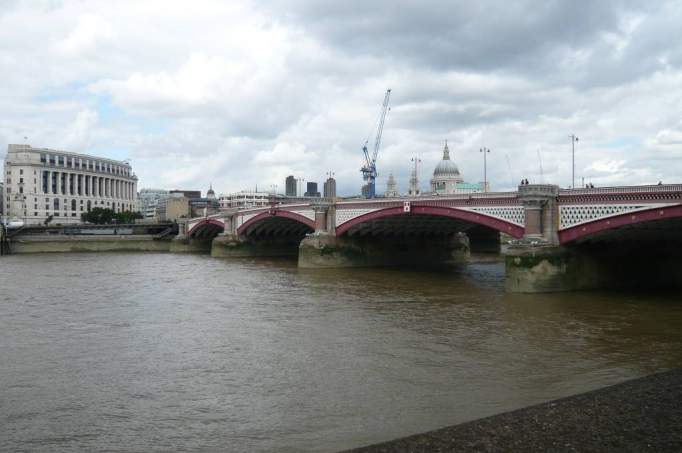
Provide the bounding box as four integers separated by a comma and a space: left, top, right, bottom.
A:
559, 184, 682, 196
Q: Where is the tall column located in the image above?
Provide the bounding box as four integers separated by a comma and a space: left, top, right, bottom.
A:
518, 184, 560, 244
56, 171, 62, 195
311, 202, 331, 233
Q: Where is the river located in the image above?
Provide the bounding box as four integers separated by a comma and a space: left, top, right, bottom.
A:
1, 252, 681, 452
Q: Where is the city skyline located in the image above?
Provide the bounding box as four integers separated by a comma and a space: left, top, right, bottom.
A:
2, 1, 682, 196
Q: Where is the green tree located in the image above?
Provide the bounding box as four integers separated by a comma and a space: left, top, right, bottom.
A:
81, 208, 143, 225
81, 207, 115, 224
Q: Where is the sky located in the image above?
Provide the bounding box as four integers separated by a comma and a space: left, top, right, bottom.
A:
1, 0, 682, 196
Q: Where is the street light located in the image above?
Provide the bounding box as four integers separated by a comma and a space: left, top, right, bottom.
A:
480, 147, 491, 192
570, 134, 579, 189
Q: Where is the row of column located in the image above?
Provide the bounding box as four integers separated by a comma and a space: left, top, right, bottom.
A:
43, 171, 136, 200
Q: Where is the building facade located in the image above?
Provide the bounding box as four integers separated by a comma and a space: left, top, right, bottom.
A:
3, 144, 137, 225
219, 191, 271, 210
138, 188, 169, 219
305, 181, 320, 197
285, 175, 297, 197
385, 173, 398, 197
323, 177, 336, 198
0, 181, 4, 216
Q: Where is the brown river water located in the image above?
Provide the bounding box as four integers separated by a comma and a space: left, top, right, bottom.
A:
1, 252, 681, 452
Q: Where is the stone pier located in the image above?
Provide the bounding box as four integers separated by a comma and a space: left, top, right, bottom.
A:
298, 232, 470, 268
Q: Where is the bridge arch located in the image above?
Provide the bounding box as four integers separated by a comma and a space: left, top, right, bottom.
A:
558, 204, 682, 244
335, 205, 524, 238
188, 218, 224, 239
237, 210, 315, 236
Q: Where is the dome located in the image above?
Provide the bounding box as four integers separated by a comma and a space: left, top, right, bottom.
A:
432, 142, 460, 178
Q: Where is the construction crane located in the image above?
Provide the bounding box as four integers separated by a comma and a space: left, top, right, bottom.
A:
361, 89, 391, 198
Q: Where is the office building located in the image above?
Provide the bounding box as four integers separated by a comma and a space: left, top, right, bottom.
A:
285, 175, 296, 197
305, 181, 320, 197
3, 144, 137, 225
323, 177, 336, 198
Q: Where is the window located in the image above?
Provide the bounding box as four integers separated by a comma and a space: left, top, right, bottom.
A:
53, 199, 59, 210
40, 154, 47, 163
58, 156, 64, 166
19, 169, 23, 175
71, 199, 76, 211
67, 157, 72, 167
49, 155, 55, 166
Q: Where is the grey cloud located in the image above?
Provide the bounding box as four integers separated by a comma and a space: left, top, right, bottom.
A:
264, 0, 668, 88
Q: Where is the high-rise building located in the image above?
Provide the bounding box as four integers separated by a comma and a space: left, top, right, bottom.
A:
285, 175, 297, 197
3, 144, 137, 225
385, 173, 398, 197
323, 177, 336, 198
305, 181, 320, 197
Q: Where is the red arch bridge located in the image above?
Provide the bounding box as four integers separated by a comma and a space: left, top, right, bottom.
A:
180, 184, 682, 293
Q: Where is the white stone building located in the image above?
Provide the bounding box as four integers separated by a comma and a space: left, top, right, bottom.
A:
3, 144, 138, 225
219, 191, 271, 210
385, 173, 398, 197
430, 142, 486, 195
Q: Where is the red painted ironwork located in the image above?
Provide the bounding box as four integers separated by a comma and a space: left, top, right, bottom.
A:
188, 218, 225, 237
236, 210, 315, 235
558, 204, 682, 243
334, 205, 525, 238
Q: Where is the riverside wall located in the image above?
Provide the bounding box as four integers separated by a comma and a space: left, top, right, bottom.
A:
8, 235, 172, 254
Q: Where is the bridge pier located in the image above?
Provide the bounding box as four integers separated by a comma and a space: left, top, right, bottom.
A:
299, 232, 470, 268
505, 184, 565, 292
211, 233, 300, 258
170, 236, 213, 253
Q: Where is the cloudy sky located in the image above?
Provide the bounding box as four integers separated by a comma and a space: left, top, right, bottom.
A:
1, 0, 681, 196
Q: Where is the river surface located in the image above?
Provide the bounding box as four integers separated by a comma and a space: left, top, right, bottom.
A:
1, 252, 681, 452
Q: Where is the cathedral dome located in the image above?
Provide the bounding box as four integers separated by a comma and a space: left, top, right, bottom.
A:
432, 142, 460, 178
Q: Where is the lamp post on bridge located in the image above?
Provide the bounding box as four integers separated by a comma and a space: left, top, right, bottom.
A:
480, 147, 490, 192
570, 134, 579, 189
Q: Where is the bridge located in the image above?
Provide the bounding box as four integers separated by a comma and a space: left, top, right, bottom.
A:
177, 183, 682, 292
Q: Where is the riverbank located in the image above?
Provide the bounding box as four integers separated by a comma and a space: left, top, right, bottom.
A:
342, 368, 682, 452
8, 235, 172, 253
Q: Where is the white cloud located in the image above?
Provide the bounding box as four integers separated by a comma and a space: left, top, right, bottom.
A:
62, 109, 98, 152
53, 13, 115, 56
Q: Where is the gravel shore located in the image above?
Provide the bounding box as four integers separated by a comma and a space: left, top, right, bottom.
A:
342, 368, 682, 452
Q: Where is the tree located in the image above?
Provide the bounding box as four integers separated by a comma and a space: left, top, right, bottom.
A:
81, 208, 143, 225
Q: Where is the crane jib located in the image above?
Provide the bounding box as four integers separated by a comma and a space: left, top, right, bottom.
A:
360, 89, 391, 199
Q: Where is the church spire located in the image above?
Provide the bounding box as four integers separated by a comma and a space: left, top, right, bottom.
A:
442, 140, 450, 160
